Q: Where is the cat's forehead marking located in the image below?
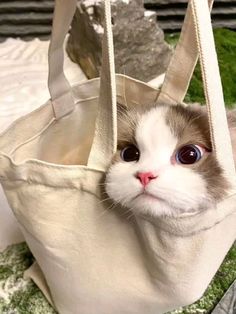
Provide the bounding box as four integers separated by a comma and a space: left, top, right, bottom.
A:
136, 106, 174, 143
166, 104, 211, 149
136, 106, 178, 162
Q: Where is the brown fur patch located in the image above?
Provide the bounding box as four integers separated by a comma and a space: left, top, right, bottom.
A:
166, 104, 212, 149
113, 103, 149, 163
166, 104, 230, 201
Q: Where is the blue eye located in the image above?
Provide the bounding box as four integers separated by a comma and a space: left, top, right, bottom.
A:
176, 144, 203, 164
120, 145, 140, 162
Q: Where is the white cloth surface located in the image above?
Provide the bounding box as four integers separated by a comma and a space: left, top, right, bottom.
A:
0, 38, 86, 251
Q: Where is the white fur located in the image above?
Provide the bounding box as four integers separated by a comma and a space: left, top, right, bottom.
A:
106, 107, 210, 217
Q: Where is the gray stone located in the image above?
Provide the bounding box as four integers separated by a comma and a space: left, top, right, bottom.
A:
212, 280, 236, 314
67, 0, 172, 82
66, 2, 102, 79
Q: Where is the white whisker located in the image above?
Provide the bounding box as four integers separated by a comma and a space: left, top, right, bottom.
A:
98, 197, 112, 204
97, 201, 119, 220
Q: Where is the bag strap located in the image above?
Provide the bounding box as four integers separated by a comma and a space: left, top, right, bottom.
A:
87, 0, 117, 170
48, 0, 117, 170
156, 0, 213, 105
190, 0, 235, 181
157, 0, 235, 181
48, 0, 77, 119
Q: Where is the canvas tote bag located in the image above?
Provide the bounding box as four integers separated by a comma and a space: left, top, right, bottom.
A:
0, 0, 235, 313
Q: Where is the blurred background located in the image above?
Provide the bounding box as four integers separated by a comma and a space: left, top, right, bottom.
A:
0, 0, 236, 41
1, 0, 235, 103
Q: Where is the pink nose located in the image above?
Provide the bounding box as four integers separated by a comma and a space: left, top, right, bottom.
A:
136, 172, 157, 186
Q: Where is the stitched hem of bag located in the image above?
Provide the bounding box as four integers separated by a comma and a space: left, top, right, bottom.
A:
0, 152, 105, 171
0, 153, 106, 189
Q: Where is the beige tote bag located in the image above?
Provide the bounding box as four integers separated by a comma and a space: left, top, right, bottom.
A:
0, 0, 235, 313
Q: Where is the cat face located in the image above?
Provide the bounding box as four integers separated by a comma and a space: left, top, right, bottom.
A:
105, 104, 229, 217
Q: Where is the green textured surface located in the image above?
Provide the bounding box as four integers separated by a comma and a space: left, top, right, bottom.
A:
0, 243, 56, 314
165, 29, 236, 107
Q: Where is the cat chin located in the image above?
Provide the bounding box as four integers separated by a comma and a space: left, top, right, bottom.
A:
128, 202, 190, 218
132, 203, 181, 218
126, 196, 212, 218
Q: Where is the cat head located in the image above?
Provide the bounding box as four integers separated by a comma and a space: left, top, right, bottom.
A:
105, 103, 230, 217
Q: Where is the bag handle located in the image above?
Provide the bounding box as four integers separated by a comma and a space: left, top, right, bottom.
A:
157, 0, 235, 181
156, 0, 213, 105
48, 0, 116, 170
87, 0, 117, 170
48, 0, 77, 119
190, 0, 235, 180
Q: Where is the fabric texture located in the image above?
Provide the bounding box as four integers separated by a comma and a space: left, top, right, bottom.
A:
0, 0, 235, 313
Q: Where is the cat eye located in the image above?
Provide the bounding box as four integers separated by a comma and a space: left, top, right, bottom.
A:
120, 145, 140, 162
175, 144, 203, 165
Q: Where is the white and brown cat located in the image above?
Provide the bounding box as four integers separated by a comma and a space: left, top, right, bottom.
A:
105, 103, 236, 217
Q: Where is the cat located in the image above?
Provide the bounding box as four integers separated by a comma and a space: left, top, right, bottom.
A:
105, 103, 236, 217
